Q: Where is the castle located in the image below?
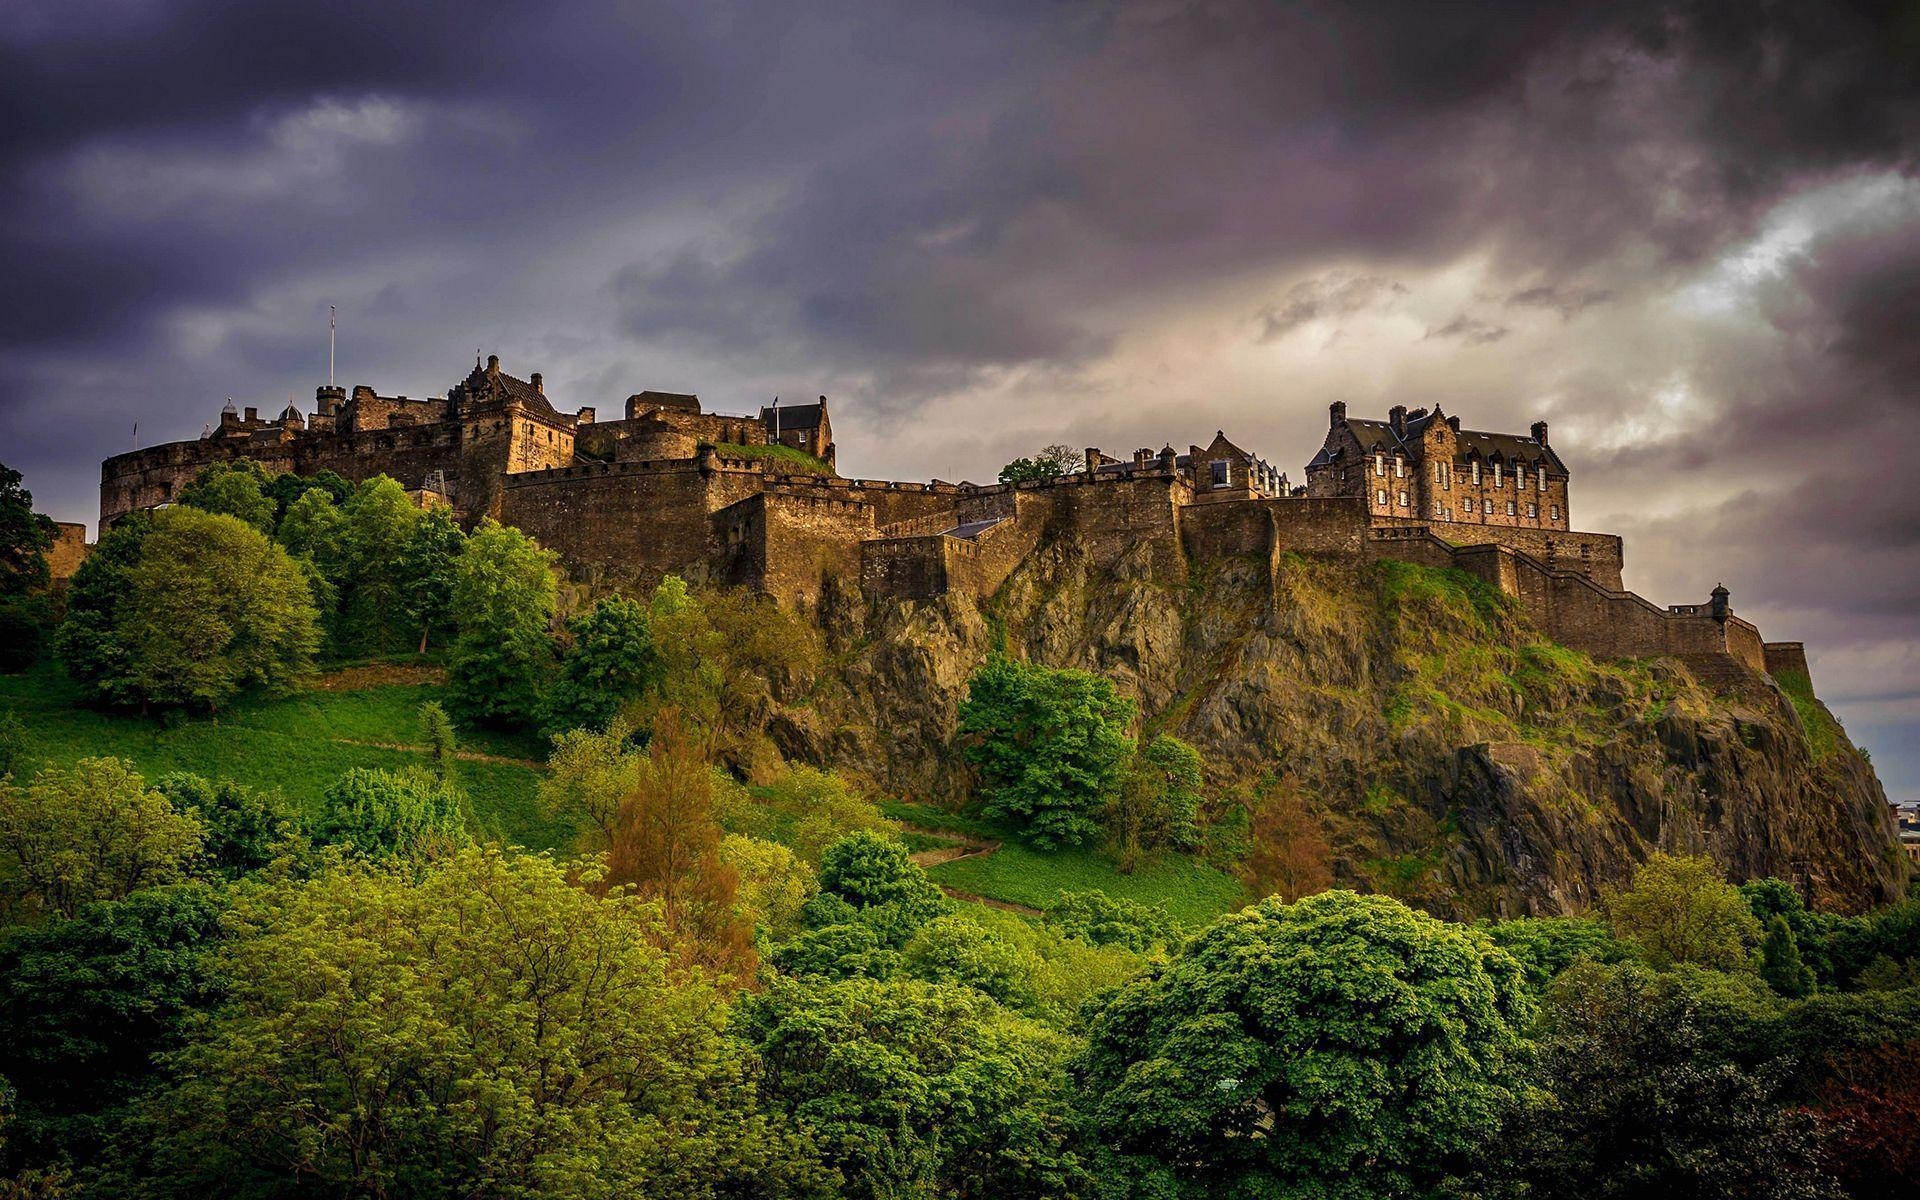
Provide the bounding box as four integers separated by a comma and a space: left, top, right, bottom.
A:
98, 354, 1807, 688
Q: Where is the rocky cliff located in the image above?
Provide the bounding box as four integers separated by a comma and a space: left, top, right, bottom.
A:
792, 536, 1903, 919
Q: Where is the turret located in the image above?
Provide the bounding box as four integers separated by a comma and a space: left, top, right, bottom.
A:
1710, 583, 1730, 623
314, 385, 345, 416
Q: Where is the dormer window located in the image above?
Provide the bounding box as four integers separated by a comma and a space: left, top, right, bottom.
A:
1493, 461, 1503, 488
1374, 454, 1386, 476
1538, 466, 1548, 491
1394, 456, 1405, 479
1470, 460, 1481, 485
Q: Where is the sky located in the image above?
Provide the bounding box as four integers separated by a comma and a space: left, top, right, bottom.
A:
2, 0, 1917, 794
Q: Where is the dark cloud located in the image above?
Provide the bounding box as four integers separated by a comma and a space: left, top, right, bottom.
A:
1, 0, 1917, 789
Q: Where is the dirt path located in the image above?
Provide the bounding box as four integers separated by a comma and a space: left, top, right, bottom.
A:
309, 664, 447, 690
329, 738, 544, 769
898, 824, 1044, 917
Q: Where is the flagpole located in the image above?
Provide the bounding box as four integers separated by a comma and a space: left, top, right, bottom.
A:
329, 306, 336, 386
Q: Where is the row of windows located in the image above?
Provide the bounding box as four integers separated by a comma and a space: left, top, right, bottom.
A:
1381, 455, 1551, 491
1423, 499, 1560, 520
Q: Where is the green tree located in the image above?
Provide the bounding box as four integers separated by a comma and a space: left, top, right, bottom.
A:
809, 830, 950, 947
127, 847, 828, 1198
446, 519, 557, 727
417, 699, 459, 788
50, 513, 153, 709
1606, 852, 1761, 971
957, 656, 1136, 848
0, 885, 226, 1152
176, 461, 275, 532
0, 462, 56, 597
720, 834, 816, 940
542, 594, 660, 735
336, 476, 422, 654
1760, 914, 1817, 998
901, 912, 1041, 1012
264, 468, 351, 523
1504, 958, 1836, 1200
0, 594, 55, 674
397, 503, 466, 653
55, 507, 320, 713
1108, 734, 1204, 871
739, 974, 1085, 1200
313, 767, 465, 859
0, 708, 24, 778
153, 773, 300, 879
1076, 890, 1532, 1200
0, 758, 205, 921
997, 444, 1083, 485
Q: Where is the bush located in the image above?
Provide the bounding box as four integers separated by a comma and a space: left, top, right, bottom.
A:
313, 768, 466, 859
153, 773, 301, 878
1045, 889, 1179, 952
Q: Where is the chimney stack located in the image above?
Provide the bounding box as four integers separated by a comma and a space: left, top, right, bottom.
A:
1389, 404, 1408, 436
1329, 400, 1347, 429
243, 406, 258, 423
1531, 420, 1549, 445
530, 372, 544, 395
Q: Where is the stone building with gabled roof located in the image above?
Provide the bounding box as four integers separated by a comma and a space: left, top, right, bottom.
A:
1307, 400, 1570, 532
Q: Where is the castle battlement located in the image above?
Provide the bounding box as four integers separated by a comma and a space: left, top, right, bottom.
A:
98, 357, 1800, 691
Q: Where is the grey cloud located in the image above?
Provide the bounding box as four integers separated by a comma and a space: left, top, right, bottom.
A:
1255, 273, 1408, 343
1425, 314, 1510, 345
1505, 283, 1613, 318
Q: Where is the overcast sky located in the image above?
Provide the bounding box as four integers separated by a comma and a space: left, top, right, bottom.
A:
3, 1, 1916, 794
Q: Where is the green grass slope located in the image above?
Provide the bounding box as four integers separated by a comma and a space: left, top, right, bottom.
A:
0, 664, 562, 850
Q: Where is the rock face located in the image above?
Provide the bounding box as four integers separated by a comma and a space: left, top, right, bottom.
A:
800, 537, 1903, 919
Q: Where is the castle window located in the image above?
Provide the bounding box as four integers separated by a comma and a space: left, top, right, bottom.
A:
1374, 454, 1385, 476
1506, 500, 1516, 516
1470, 460, 1481, 485
1394, 456, 1405, 478
1527, 503, 1538, 518
1398, 490, 1409, 507
1550, 504, 1560, 520
1493, 462, 1503, 488
1538, 466, 1548, 490
1377, 489, 1388, 506
1212, 460, 1228, 486
1484, 499, 1494, 514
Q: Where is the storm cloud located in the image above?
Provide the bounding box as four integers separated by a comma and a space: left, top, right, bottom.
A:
1, 0, 1916, 790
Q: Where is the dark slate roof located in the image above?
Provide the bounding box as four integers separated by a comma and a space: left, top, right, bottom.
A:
1309, 412, 1566, 473
452, 359, 567, 422
761, 401, 825, 431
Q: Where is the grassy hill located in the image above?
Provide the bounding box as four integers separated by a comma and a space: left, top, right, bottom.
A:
0, 663, 564, 850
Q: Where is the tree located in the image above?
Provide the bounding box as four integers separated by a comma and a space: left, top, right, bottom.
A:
957, 656, 1135, 848
336, 476, 422, 654
0, 758, 205, 921
1817, 1040, 1920, 1198
446, 519, 557, 727
55, 507, 320, 713
127, 847, 829, 1199
540, 718, 641, 845
1485, 915, 1628, 993
1505, 958, 1836, 1200
719, 834, 816, 940
0, 885, 226, 1142
0, 462, 57, 597
811, 830, 950, 947
1076, 890, 1532, 1200
598, 714, 755, 977
997, 444, 1083, 485
743, 765, 895, 866
417, 700, 459, 789
153, 773, 300, 878
1760, 914, 1817, 998
901, 912, 1042, 1012
177, 461, 275, 532
312, 767, 465, 859
1236, 773, 1332, 902
1606, 852, 1761, 971
541, 594, 660, 735
0, 708, 24, 778
397, 503, 465, 653
0, 594, 54, 673
1108, 734, 1203, 871
739, 974, 1085, 1200
264, 468, 351, 523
